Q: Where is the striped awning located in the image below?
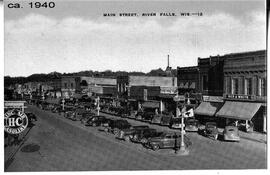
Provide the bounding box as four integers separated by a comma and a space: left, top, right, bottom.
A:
216, 101, 261, 120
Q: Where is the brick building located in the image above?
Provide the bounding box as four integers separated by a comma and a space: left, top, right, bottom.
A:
216, 50, 266, 132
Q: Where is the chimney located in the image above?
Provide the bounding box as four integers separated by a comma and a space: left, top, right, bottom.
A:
167, 55, 170, 67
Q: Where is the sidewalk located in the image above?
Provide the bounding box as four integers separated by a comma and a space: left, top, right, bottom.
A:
239, 131, 267, 144
217, 128, 267, 144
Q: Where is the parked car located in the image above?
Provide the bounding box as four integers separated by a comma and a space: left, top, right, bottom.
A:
238, 120, 254, 133
80, 112, 95, 124
143, 132, 192, 151
104, 119, 132, 135
25, 112, 37, 123
223, 126, 240, 142
86, 115, 107, 127
116, 125, 149, 141
117, 108, 129, 118
185, 118, 199, 132
135, 111, 143, 120
170, 117, 182, 129
160, 115, 173, 126
204, 122, 219, 140
131, 128, 163, 144
151, 114, 162, 125
142, 111, 155, 122
128, 111, 137, 119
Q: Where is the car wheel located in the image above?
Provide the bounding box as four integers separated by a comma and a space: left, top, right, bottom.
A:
152, 145, 159, 151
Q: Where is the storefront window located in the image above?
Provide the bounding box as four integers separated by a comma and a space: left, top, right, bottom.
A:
261, 78, 266, 96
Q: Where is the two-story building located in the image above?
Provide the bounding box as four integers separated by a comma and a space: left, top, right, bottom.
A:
216, 50, 266, 132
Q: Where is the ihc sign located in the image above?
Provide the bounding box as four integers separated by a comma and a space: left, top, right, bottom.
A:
4, 109, 28, 134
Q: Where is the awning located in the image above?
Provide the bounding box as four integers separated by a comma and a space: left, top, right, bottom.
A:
194, 102, 223, 116
73, 94, 84, 99
142, 101, 159, 108
215, 101, 261, 120
159, 94, 175, 99
189, 82, 195, 89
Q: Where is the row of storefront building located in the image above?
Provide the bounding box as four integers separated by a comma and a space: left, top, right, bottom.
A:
11, 50, 267, 133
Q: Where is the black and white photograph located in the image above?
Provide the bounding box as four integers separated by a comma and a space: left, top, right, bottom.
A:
3, 0, 267, 172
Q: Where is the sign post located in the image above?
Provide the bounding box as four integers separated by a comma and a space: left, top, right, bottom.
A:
174, 94, 189, 156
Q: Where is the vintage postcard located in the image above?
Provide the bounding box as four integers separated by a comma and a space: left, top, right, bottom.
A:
3, 0, 267, 172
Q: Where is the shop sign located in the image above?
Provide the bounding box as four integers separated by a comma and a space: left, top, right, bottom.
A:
203, 96, 223, 102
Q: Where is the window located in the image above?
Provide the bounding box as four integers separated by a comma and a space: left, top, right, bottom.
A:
64, 83, 67, 89
258, 78, 266, 96
143, 89, 148, 101
202, 75, 208, 90
225, 77, 231, 94
244, 78, 252, 95
232, 78, 239, 95
71, 83, 73, 89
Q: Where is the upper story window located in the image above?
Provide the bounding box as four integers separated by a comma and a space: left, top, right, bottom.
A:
202, 75, 208, 90
258, 77, 266, 96
231, 78, 239, 95
70, 83, 73, 89
244, 78, 252, 95
64, 83, 67, 89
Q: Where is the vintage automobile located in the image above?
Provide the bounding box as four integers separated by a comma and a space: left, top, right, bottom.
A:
25, 112, 38, 125
185, 118, 200, 132
135, 110, 144, 121
85, 115, 107, 127
104, 119, 132, 135
142, 111, 155, 122
131, 128, 163, 144
128, 111, 137, 119
151, 114, 162, 125
117, 108, 129, 118
238, 120, 254, 133
160, 115, 173, 126
170, 117, 182, 129
204, 122, 219, 140
143, 132, 192, 151
116, 125, 149, 141
80, 114, 95, 125
223, 126, 240, 142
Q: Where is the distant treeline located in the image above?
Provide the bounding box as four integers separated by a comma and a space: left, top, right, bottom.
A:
4, 68, 176, 86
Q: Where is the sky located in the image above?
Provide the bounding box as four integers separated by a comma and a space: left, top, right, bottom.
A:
4, 0, 266, 77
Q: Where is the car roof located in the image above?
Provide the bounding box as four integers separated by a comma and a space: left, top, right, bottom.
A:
225, 126, 238, 130
206, 122, 216, 125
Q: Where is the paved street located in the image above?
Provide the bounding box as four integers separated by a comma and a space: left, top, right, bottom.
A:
5, 105, 267, 171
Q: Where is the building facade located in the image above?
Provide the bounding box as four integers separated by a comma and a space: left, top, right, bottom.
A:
217, 50, 267, 132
